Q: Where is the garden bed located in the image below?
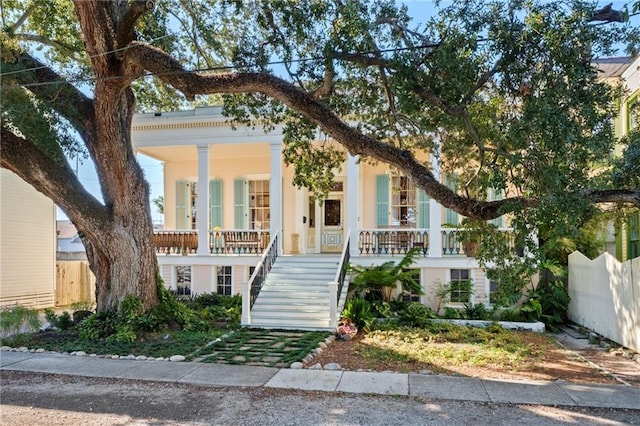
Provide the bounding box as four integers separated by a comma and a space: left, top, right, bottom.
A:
432, 319, 545, 332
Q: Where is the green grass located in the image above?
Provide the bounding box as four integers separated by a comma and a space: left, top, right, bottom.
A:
2, 329, 225, 358
192, 329, 330, 367
2, 327, 330, 364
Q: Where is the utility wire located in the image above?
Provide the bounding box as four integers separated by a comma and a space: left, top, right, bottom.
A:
0, 41, 444, 90
0, 33, 174, 77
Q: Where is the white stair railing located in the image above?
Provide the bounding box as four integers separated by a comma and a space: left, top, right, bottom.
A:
329, 230, 351, 329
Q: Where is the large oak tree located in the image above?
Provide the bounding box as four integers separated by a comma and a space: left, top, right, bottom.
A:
1, 0, 639, 311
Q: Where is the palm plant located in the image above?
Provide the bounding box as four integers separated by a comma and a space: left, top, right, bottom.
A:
349, 248, 423, 302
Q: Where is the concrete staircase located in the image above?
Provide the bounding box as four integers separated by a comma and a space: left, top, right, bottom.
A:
248, 255, 347, 331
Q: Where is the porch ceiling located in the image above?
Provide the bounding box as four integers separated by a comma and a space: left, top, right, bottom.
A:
137, 143, 271, 163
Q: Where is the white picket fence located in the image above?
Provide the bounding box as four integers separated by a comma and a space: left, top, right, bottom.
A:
568, 251, 640, 353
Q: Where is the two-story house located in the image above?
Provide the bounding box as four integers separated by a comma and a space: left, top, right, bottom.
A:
132, 106, 510, 330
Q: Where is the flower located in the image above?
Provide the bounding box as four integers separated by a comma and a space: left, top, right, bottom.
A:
336, 322, 358, 340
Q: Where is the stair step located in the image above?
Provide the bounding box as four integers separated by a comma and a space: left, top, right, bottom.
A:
250, 317, 330, 327
248, 255, 343, 331
251, 311, 329, 320
260, 284, 330, 291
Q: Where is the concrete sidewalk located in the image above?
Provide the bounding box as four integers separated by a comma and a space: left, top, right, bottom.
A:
1, 349, 639, 410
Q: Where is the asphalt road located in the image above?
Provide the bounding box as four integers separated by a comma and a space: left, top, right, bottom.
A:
1, 371, 638, 425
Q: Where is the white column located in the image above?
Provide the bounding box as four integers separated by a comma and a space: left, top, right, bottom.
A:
196, 145, 210, 255
269, 142, 283, 250
346, 154, 360, 257
170, 266, 178, 291
429, 147, 443, 257
241, 281, 251, 326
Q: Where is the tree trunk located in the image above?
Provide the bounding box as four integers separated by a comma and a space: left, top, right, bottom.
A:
70, 0, 160, 312
84, 222, 159, 312
80, 91, 160, 312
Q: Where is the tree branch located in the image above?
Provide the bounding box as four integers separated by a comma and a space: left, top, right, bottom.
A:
6, 2, 36, 34
115, 0, 155, 51
11, 33, 78, 56
3, 51, 96, 142
583, 188, 640, 205
1, 127, 110, 227
127, 42, 640, 216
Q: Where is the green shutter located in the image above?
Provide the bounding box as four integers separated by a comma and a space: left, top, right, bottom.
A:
234, 178, 246, 229
489, 187, 503, 228
444, 174, 458, 225
376, 174, 389, 227
209, 179, 223, 229
175, 180, 189, 229
417, 189, 430, 229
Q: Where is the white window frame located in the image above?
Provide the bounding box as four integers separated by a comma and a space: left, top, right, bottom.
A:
390, 175, 417, 228
216, 265, 233, 296
448, 268, 472, 304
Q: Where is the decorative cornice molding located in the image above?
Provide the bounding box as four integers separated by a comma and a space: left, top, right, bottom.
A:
131, 121, 231, 131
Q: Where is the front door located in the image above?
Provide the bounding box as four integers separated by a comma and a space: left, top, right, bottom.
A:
321, 195, 343, 253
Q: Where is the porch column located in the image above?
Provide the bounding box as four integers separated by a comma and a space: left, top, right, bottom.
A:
269, 142, 283, 250
346, 154, 360, 257
429, 147, 443, 257
196, 145, 210, 255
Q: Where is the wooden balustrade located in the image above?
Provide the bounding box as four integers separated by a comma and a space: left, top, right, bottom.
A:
152, 231, 198, 255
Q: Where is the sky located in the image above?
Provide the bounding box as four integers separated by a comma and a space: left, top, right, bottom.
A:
57, 0, 639, 224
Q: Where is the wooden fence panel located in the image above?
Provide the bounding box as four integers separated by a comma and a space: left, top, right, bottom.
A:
56, 261, 95, 307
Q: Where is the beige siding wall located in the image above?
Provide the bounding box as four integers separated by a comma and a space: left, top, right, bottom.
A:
422, 268, 450, 312
233, 265, 245, 295
1, 169, 56, 309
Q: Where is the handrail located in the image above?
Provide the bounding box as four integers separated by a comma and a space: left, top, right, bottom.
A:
209, 229, 270, 255
246, 231, 279, 308
333, 229, 352, 307
152, 230, 198, 255
357, 228, 429, 256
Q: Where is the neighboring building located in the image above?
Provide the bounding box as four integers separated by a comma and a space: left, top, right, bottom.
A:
595, 56, 640, 261
56, 220, 87, 261
0, 168, 56, 309
132, 106, 510, 328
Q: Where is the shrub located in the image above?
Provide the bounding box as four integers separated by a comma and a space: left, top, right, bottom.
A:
342, 298, 376, 331
463, 303, 492, 320
349, 248, 422, 302
44, 309, 74, 330
184, 292, 226, 309
77, 310, 118, 340
73, 310, 93, 324
529, 281, 570, 331
398, 302, 436, 327
0, 306, 40, 337
371, 301, 395, 318
442, 306, 463, 319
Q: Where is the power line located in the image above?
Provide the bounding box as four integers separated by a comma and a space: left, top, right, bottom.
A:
0, 34, 173, 78
0, 42, 444, 90
2, 9, 637, 90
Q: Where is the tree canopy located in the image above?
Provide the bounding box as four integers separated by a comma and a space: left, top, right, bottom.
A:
1, 0, 639, 309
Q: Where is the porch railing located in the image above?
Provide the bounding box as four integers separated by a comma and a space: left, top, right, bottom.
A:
152, 230, 198, 255
358, 228, 429, 256
442, 227, 516, 256
210, 229, 270, 255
